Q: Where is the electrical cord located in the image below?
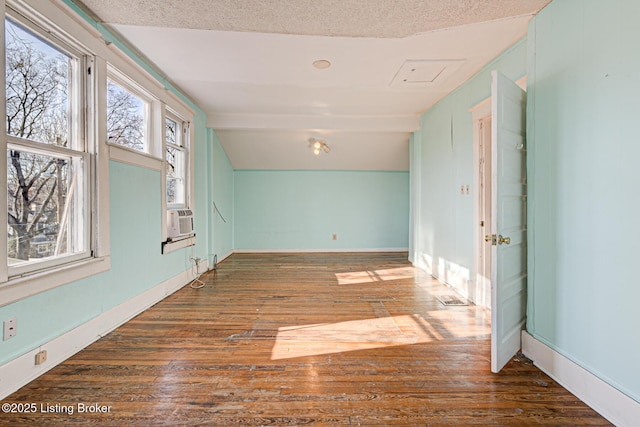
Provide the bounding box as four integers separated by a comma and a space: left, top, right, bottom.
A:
189, 248, 205, 289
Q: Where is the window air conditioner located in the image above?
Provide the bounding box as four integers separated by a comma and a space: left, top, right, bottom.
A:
167, 209, 194, 238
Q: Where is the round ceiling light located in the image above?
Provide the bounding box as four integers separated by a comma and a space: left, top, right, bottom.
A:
312, 59, 332, 70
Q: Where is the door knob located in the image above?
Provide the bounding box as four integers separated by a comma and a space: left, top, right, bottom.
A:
498, 235, 511, 245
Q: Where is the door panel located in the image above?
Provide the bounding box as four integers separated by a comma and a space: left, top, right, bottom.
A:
491, 70, 527, 373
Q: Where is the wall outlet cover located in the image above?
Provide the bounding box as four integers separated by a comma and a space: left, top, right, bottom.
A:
3, 318, 16, 340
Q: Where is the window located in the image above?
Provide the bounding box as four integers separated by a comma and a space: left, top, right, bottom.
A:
5, 15, 89, 276
106, 70, 150, 153
162, 108, 193, 252
1, 0, 196, 299
165, 112, 188, 209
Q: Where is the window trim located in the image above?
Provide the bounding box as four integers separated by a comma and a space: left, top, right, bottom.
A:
6, 140, 91, 278
106, 66, 155, 155
165, 112, 187, 210
108, 142, 163, 172
161, 106, 195, 249
4, 8, 94, 278
0, 1, 111, 306
0, 0, 199, 303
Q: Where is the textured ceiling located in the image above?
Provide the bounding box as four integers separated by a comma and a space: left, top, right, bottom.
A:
75, 0, 552, 170
80, 0, 551, 38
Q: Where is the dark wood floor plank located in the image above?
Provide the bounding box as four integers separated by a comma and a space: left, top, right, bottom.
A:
1, 253, 611, 426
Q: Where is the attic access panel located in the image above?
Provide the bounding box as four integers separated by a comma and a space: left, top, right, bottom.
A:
390, 59, 465, 88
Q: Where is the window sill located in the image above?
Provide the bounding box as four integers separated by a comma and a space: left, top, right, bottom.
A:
0, 255, 111, 307
162, 234, 195, 254
108, 143, 162, 171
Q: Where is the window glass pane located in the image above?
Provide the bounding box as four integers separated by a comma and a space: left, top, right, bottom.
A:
166, 145, 184, 206
5, 19, 71, 147
107, 80, 146, 151
165, 117, 177, 146
7, 148, 84, 265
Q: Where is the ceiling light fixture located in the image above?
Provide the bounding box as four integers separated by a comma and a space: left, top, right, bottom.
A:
308, 138, 331, 155
312, 59, 331, 70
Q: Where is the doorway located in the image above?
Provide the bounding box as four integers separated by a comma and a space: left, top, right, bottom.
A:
471, 76, 527, 312
471, 101, 493, 309
477, 115, 492, 308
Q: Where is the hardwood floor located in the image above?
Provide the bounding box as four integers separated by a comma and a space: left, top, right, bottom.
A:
1, 253, 610, 426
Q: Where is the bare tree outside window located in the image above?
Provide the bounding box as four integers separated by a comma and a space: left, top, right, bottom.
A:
165, 117, 185, 207
5, 22, 68, 146
5, 17, 152, 266
106, 80, 146, 151
5, 19, 73, 262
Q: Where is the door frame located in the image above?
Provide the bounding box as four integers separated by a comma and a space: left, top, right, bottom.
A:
470, 77, 526, 310
470, 99, 492, 308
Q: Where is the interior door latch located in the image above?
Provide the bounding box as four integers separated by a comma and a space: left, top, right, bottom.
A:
484, 234, 497, 246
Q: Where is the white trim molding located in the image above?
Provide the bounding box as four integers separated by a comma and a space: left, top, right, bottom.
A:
0, 266, 201, 399
162, 235, 196, 254
108, 144, 163, 171
522, 331, 640, 427
0, 256, 110, 307
232, 248, 409, 254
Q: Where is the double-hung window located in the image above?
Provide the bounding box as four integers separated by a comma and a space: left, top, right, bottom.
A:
165, 112, 188, 209
106, 69, 150, 154
4, 14, 90, 277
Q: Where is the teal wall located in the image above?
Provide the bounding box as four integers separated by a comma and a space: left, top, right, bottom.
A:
411, 39, 527, 296
0, 3, 221, 366
527, 0, 640, 402
0, 158, 208, 365
234, 171, 409, 250
210, 129, 234, 262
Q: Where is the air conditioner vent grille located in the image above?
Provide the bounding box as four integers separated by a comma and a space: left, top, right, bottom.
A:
167, 209, 194, 238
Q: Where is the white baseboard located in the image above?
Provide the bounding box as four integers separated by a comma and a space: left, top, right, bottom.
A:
232, 248, 409, 253
0, 267, 196, 400
522, 331, 640, 427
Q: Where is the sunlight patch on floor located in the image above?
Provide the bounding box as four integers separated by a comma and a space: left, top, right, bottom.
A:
335, 266, 415, 285
426, 310, 490, 339
271, 314, 438, 360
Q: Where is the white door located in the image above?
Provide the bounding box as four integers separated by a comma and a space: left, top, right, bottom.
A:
490, 70, 527, 373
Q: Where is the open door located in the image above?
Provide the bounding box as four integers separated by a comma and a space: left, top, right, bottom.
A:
490, 70, 527, 373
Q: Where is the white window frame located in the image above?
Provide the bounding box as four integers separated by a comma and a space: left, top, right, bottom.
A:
161, 103, 195, 253
165, 110, 188, 210
0, 0, 199, 302
106, 65, 155, 156
0, 0, 111, 306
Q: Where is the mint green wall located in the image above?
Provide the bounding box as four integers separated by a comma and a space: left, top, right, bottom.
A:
210, 129, 234, 262
527, 0, 640, 402
234, 171, 409, 250
0, 4, 217, 367
0, 159, 208, 365
411, 40, 526, 296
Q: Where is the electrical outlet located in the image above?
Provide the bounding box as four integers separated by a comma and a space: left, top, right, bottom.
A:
3, 317, 16, 340
332, 234, 337, 240
35, 350, 47, 365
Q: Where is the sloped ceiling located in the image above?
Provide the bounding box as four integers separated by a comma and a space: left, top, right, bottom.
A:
77, 0, 552, 170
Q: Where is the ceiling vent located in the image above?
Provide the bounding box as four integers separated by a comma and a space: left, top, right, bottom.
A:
390, 59, 465, 89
